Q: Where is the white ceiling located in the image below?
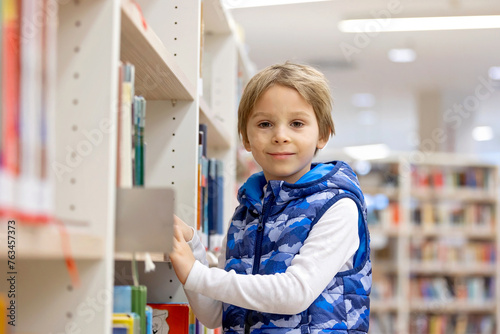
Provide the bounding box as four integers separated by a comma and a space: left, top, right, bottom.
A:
228, 0, 500, 158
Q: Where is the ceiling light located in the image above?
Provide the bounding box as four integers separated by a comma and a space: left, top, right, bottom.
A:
344, 144, 390, 160
472, 126, 494, 141
388, 48, 416, 63
338, 15, 500, 33
223, 0, 330, 8
488, 67, 500, 81
351, 93, 375, 108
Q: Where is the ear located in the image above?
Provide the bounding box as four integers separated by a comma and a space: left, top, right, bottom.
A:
243, 137, 252, 152
316, 135, 328, 150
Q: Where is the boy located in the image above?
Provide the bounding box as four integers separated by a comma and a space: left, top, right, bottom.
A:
170, 62, 371, 333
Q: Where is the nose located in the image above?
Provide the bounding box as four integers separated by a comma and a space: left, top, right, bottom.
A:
272, 125, 290, 144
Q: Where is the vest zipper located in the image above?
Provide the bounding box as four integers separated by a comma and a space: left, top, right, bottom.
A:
244, 193, 273, 334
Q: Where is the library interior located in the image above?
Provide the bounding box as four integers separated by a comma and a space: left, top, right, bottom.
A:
0, 0, 499, 333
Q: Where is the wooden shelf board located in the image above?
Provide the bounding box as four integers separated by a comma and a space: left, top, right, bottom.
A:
411, 188, 497, 202
0, 224, 103, 260
410, 262, 496, 275
371, 299, 398, 313
410, 299, 496, 313
199, 98, 232, 150
409, 226, 495, 240
369, 226, 400, 237
115, 252, 169, 262
361, 186, 399, 199
120, 1, 196, 100
372, 260, 398, 272
203, 0, 232, 34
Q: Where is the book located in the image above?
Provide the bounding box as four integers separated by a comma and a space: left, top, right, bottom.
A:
146, 305, 153, 334
0, 0, 20, 215
114, 285, 148, 334
114, 286, 132, 313
198, 124, 209, 246
149, 303, 190, 334
113, 313, 140, 334
118, 63, 135, 188
133, 96, 146, 186
132, 285, 147, 334
0, 0, 56, 222
112, 327, 130, 334
207, 159, 225, 251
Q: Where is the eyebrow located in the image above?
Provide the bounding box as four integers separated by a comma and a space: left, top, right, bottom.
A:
250, 111, 313, 119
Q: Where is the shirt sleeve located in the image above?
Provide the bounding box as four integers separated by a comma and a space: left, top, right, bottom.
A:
183, 228, 226, 329
183, 197, 360, 316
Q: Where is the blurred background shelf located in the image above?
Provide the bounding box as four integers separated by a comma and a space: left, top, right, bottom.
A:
0, 224, 104, 260
410, 300, 496, 313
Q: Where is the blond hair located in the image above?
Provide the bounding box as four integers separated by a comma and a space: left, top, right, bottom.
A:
238, 62, 335, 145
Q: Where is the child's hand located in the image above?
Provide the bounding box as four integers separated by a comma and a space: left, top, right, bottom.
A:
169, 224, 196, 285
174, 215, 194, 241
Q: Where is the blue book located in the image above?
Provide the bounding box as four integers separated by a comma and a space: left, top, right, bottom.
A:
207, 158, 218, 236
113, 286, 132, 314
216, 160, 224, 235
145, 305, 153, 334
112, 327, 129, 334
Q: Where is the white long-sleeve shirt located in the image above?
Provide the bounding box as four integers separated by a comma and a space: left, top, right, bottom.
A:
183, 197, 359, 329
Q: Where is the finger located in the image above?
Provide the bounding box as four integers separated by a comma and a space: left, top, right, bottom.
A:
173, 225, 183, 242
173, 215, 184, 226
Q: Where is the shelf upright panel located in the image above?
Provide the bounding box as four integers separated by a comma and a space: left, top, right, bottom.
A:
10, 0, 122, 332
202, 32, 238, 229
118, 0, 201, 304
397, 155, 411, 334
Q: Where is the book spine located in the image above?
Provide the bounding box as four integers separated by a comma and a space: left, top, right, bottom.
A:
133, 96, 145, 186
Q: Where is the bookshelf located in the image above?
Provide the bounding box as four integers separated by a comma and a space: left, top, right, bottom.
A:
352, 152, 499, 334
0, 0, 252, 332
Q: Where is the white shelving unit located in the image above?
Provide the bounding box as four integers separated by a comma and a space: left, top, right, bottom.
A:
0, 0, 253, 332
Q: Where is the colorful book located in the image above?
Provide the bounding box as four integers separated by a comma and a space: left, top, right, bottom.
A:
113, 313, 140, 334
133, 96, 146, 186
118, 63, 135, 188
114, 285, 147, 334
132, 285, 147, 334
149, 303, 191, 334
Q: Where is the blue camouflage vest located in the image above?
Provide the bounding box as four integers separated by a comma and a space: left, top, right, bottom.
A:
223, 161, 371, 334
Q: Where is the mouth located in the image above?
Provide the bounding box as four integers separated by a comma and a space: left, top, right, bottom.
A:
268, 152, 295, 159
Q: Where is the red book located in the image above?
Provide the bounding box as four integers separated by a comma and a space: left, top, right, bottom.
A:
148, 303, 190, 334
432, 169, 444, 188
1, 0, 21, 175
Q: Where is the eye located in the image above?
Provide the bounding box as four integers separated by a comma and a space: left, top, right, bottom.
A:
290, 121, 304, 128
258, 121, 272, 128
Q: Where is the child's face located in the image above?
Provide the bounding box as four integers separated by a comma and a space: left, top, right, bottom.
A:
244, 85, 327, 183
